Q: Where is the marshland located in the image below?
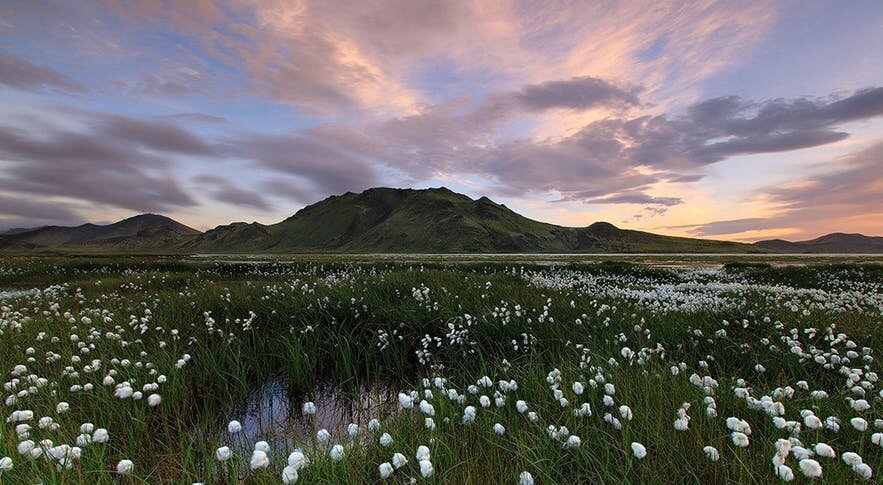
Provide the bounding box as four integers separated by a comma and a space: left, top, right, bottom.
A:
1, 257, 881, 483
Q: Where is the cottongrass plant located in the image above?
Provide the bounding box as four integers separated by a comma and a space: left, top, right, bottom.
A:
0, 258, 881, 483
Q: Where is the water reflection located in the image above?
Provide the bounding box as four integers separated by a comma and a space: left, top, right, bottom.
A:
218, 378, 396, 453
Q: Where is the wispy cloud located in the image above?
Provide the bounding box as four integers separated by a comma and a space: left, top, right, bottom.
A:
0, 113, 206, 213
0, 48, 86, 93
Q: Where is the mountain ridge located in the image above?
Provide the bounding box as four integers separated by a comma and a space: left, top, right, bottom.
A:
1, 187, 878, 253
0, 213, 200, 251
755, 232, 883, 253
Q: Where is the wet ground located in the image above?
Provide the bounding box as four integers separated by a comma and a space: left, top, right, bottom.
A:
0, 288, 39, 299
210, 378, 397, 455
191, 253, 883, 268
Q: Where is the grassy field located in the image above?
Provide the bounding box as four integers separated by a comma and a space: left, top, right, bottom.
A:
1, 257, 882, 483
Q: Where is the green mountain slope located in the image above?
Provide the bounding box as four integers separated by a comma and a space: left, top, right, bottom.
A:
3, 188, 808, 253
0, 214, 200, 251
187, 187, 761, 253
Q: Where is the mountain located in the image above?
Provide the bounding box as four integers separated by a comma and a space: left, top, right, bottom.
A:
18, 187, 880, 254
755, 233, 883, 253
0, 214, 200, 251
183, 187, 760, 253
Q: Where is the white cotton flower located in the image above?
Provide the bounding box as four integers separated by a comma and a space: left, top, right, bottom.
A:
493, 423, 505, 435
415, 445, 430, 461
619, 405, 633, 421
0, 456, 12, 472
368, 418, 381, 432
803, 414, 822, 429
114, 386, 133, 399
302, 402, 316, 415
703, 446, 720, 461
379, 462, 394, 479
392, 452, 408, 469
825, 416, 841, 432
479, 395, 491, 408
527, 411, 538, 422
92, 428, 109, 443
425, 417, 436, 430
116, 459, 134, 474
329, 445, 344, 461
56, 402, 70, 414
871, 433, 883, 447
147, 394, 161, 407
463, 406, 477, 424
853, 463, 873, 480
574, 402, 592, 417
519, 471, 534, 485
250, 450, 269, 469
798, 459, 822, 478
792, 446, 813, 460
288, 451, 307, 470
419, 400, 435, 416
379, 433, 393, 447
813, 443, 835, 458
419, 459, 434, 477
725, 417, 751, 435
254, 441, 270, 453
215, 446, 232, 461
848, 397, 870, 412
775, 464, 794, 481
227, 420, 242, 434
282, 465, 299, 484
17, 440, 34, 455
851, 417, 868, 431
565, 435, 581, 448
631, 442, 646, 459
775, 439, 792, 456
316, 428, 331, 444
572, 382, 584, 395
842, 452, 862, 466
347, 423, 359, 438
38, 416, 53, 429
731, 432, 749, 447
398, 393, 413, 409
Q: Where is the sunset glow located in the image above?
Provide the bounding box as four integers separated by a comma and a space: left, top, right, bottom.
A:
1, 1, 881, 241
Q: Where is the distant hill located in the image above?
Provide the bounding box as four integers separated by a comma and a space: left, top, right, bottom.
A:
0, 214, 200, 251
755, 233, 883, 253
183, 187, 759, 253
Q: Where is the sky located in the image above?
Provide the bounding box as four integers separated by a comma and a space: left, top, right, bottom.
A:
0, 0, 882, 242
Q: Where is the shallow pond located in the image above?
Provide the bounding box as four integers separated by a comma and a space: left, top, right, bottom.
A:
0, 288, 39, 300
209, 378, 397, 455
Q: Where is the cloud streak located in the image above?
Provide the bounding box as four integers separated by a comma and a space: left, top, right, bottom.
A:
0, 48, 86, 93
668, 140, 883, 239
0, 115, 202, 214
193, 174, 273, 211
